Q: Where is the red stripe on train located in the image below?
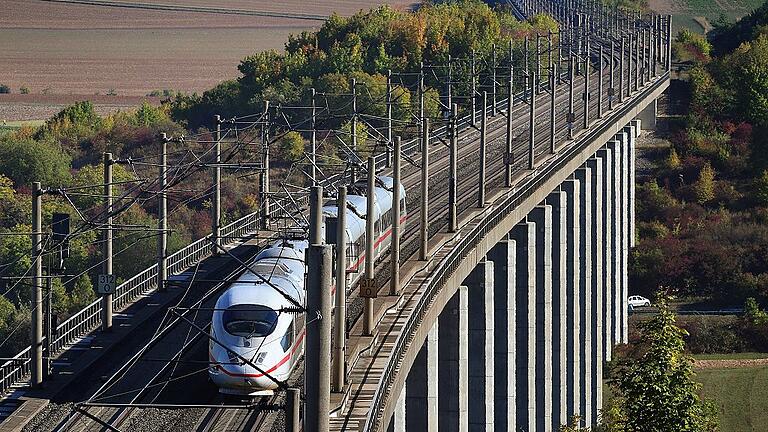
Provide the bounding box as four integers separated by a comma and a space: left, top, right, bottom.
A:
211, 329, 306, 378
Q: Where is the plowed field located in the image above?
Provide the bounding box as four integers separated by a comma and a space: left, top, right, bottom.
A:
1, 0, 415, 119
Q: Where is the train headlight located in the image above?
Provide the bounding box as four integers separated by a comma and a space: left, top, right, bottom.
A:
227, 350, 242, 365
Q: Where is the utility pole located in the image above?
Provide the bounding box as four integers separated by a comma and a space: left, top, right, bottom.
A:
103, 152, 113, 331
609, 40, 615, 111
260, 101, 271, 229
305, 185, 331, 432
492, 44, 498, 115
524, 36, 529, 77
568, 55, 575, 140
332, 186, 346, 392
550, 62, 557, 155
419, 119, 429, 261
349, 80, 358, 185
449, 105, 458, 232
536, 36, 541, 94
44, 268, 52, 379
584, 39, 590, 130
31, 182, 43, 389
311, 89, 318, 183
471, 49, 477, 126
390, 137, 402, 294
158, 134, 168, 292
446, 56, 452, 116
212, 116, 222, 253
385, 72, 392, 168
548, 31, 553, 88
528, 72, 536, 170
598, 45, 604, 118
635, 27, 640, 92
620, 37, 626, 103
506, 66, 514, 187
309, 185, 322, 245
478, 92, 487, 208
287, 388, 301, 432
30, 182, 43, 388
418, 63, 424, 151
363, 157, 376, 336
628, 33, 634, 96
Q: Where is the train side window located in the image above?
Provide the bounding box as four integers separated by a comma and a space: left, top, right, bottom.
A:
281, 320, 294, 352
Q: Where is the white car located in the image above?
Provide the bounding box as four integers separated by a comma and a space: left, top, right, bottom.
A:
628, 295, 651, 308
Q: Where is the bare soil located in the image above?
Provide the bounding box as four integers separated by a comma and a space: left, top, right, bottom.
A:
1, 0, 415, 112
0, 94, 161, 122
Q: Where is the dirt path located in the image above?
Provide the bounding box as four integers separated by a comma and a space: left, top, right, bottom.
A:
694, 358, 768, 369
693, 16, 714, 33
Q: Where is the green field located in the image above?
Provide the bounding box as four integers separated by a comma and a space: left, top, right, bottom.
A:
661, 0, 767, 34
696, 362, 768, 432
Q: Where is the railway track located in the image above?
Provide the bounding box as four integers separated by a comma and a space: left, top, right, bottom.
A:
45, 32, 645, 430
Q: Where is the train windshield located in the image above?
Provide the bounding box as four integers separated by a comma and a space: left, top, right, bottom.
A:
222, 304, 278, 338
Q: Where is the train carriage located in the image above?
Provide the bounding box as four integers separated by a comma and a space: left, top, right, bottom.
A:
209, 176, 406, 395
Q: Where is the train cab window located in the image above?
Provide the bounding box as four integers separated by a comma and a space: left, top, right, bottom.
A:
222, 304, 278, 338
281, 320, 294, 352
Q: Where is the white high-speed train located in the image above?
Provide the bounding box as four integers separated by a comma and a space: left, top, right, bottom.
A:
208, 176, 406, 395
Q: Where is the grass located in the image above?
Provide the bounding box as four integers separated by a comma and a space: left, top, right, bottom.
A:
696, 363, 768, 432
0, 119, 45, 130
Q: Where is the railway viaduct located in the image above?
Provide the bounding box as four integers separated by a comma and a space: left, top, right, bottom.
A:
0, 0, 669, 431
332, 1, 668, 431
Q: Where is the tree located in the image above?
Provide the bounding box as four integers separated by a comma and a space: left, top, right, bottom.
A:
275, 131, 306, 164
666, 148, 681, 170
37, 101, 102, 147
606, 299, 718, 432
694, 162, 715, 204
0, 136, 72, 187
755, 169, 768, 205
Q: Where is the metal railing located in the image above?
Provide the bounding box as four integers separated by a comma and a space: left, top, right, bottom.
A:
0, 208, 267, 394
362, 67, 670, 431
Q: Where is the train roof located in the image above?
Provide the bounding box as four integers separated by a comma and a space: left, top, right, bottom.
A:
216, 275, 302, 311
323, 194, 368, 219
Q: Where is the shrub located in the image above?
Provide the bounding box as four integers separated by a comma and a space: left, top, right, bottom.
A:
19, 86, 29, 95
744, 297, 768, 325
0, 84, 10, 94
680, 316, 746, 354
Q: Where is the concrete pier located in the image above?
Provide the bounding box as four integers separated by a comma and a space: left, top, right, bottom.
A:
588, 153, 606, 424
438, 286, 469, 432
530, 205, 553, 432
488, 239, 516, 430
512, 221, 536, 432
561, 177, 581, 421
574, 164, 594, 426
405, 322, 439, 432
466, 260, 495, 431
546, 189, 569, 428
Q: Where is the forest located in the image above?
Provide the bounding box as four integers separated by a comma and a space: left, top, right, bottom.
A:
631, 2, 768, 312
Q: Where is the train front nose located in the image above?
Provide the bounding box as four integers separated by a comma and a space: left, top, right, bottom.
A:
210, 361, 278, 395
